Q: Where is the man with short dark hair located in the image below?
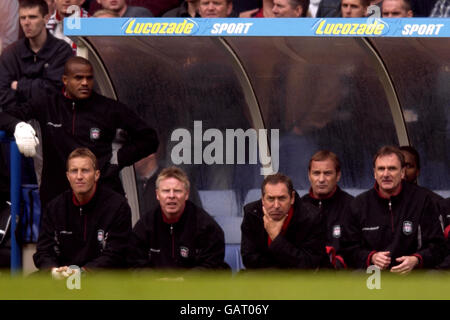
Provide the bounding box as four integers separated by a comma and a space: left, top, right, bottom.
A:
241, 173, 326, 269
302, 151, 354, 268
0, 56, 159, 209
0, 0, 72, 110
33, 148, 132, 277
272, 0, 310, 17
128, 166, 228, 270
341, 146, 445, 273
341, 0, 370, 17
382, 0, 413, 17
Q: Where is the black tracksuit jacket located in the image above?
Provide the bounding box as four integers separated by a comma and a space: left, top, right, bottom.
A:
0, 90, 159, 207
241, 192, 327, 269
0, 31, 72, 110
33, 186, 132, 269
341, 181, 446, 269
302, 186, 354, 254
128, 200, 228, 269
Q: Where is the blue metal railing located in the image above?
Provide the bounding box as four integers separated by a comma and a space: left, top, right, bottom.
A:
0, 131, 22, 273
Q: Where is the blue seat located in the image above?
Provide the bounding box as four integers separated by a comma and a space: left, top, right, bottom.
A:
213, 216, 245, 274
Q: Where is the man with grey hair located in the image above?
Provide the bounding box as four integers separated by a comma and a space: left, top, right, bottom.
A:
341, 146, 445, 273
128, 166, 228, 270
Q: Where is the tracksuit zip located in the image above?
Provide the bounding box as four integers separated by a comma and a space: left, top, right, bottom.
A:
318, 200, 322, 210
170, 224, 174, 258
389, 200, 394, 232
80, 207, 86, 241
72, 102, 76, 134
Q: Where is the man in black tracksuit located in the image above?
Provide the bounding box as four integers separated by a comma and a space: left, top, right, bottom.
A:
0, 56, 159, 208
33, 148, 131, 273
241, 173, 327, 269
0, 0, 73, 197
437, 198, 450, 269
302, 150, 354, 269
341, 146, 445, 272
128, 167, 228, 270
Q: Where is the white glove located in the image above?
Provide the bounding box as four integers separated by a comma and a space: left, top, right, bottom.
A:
51, 267, 65, 280
14, 122, 39, 157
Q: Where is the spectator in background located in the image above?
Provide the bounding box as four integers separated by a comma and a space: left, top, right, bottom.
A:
0, 0, 73, 187
239, 0, 275, 17
382, 0, 413, 17
198, 0, 235, 17
430, 0, 450, 17
128, 167, 228, 270
92, 8, 118, 16
301, 151, 354, 269
341, 0, 369, 17
0, 56, 159, 209
0, 0, 20, 54
0, 0, 72, 111
341, 146, 445, 272
241, 173, 327, 269
163, 0, 200, 17
316, 0, 341, 17
45, 0, 55, 15
34, 148, 132, 276
399, 146, 421, 185
410, 0, 437, 16
272, 0, 310, 17
95, 0, 153, 17
46, 0, 89, 52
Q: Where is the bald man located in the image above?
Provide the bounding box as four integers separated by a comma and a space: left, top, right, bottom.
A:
0, 56, 159, 208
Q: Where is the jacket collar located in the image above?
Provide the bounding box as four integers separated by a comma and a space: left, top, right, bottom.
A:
374, 180, 403, 200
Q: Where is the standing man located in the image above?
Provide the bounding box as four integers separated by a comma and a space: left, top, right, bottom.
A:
382, 0, 414, 17
302, 151, 354, 268
0, 0, 72, 111
0, 56, 159, 209
341, 146, 445, 272
341, 0, 370, 17
241, 173, 326, 269
272, 0, 310, 17
0, 0, 73, 188
34, 148, 132, 276
95, 0, 153, 17
128, 167, 228, 270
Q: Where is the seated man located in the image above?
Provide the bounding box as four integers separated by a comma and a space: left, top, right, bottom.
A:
341, 146, 445, 273
33, 148, 132, 277
128, 166, 228, 270
301, 150, 354, 269
241, 172, 327, 269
